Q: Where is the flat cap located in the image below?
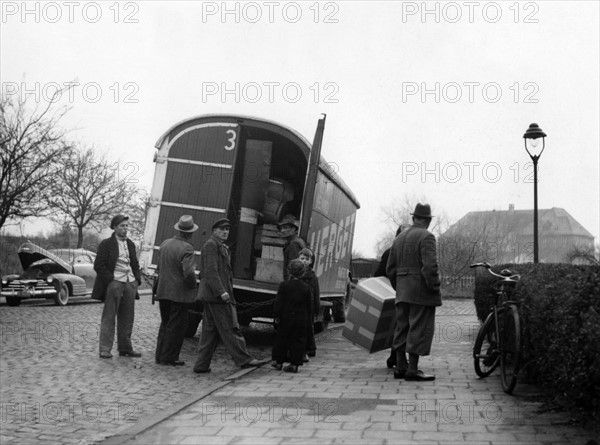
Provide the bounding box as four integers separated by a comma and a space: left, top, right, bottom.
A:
110, 214, 129, 229
212, 218, 231, 230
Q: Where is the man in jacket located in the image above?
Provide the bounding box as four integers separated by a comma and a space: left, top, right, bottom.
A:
277, 215, 305, 281
386, 204, 442, 381
193, 218, 268, 373
92, 214, 142, 359
155, 215, 199, 366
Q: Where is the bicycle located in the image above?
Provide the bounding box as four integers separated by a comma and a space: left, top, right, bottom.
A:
470, 262, 522, 394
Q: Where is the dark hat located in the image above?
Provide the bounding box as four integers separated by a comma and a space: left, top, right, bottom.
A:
212, 218, 231, 230
174, 215, 198, 233
411, 203, 434, 218
277, 214, 299, 230
110, 214, 129, 229
288, 259, 305, 278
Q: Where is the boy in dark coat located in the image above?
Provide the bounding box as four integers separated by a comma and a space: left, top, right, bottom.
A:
271, 259, 312, 373
298, 248, 320, 360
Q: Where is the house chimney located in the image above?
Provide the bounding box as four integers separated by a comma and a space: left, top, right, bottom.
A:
509, 204, 515, 211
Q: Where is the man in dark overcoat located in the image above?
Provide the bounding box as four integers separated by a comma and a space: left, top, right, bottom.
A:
154, 215, 199, 366
192, 218, 268, 373
386, 204, 442, 381
92, 214, 142, 359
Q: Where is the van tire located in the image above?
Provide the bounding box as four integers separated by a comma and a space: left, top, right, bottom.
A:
185, 311, 203, 338
6, 297, 21, 307
332, 297, 346, 323
314, 319, 329, 334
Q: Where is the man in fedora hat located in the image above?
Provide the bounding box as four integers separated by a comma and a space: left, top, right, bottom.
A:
154, 215, 199, 366
92, 214, 142, 359
277, 215, 305, 281
386, 203, 442, 381
193, 217, 269, 373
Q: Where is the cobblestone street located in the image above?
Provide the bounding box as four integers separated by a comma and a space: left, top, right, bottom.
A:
0, 293, 273, 444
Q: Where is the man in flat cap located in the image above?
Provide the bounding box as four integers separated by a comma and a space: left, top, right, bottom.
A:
154, 215, 199, 366
277, 215, 305, 281
193, 217, 268, 372
386, 203, 442, 381
92, 214, 142, 359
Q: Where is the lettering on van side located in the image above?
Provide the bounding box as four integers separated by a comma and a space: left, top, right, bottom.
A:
310, 213, 355, 278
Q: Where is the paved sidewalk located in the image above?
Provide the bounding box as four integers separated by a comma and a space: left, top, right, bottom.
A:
104, 300, 599, 445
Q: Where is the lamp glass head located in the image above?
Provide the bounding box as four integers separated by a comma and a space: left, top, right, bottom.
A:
523, 123, 547, 158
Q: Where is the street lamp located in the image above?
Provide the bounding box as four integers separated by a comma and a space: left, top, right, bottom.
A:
523, 123, 547, 264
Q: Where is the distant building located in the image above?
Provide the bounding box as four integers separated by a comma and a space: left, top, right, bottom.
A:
350, 257, 379, 279
442, 206, 595, 264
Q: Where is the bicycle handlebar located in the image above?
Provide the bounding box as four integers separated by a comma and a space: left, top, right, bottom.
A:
469, 262, 521, 282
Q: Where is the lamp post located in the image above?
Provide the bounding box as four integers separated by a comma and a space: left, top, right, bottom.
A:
523, 123, 547, 264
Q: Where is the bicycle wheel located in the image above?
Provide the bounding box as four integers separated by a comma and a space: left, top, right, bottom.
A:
500, 304, 521, 394
473, 314, 500, 377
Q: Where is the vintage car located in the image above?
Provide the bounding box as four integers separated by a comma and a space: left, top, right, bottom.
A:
1, 243, 96, 307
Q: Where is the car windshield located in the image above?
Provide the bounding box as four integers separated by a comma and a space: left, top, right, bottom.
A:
48, 250, 94, 263
51, 250, 74, 262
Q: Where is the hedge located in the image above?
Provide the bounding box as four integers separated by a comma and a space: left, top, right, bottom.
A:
473, 263, 600, 424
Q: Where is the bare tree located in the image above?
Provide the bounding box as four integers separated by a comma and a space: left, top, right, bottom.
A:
0, 91, 72, 231
439, 213, 493, 282
438, 211, 519, 290
564, 243, 600, 265
48, 147, 140, 248
375, 195, 450, 257
125, 188, 150, 246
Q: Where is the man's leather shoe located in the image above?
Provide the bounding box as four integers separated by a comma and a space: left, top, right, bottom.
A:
393, 369, 406, 379
159, 360, 185, 366
119, 351, 142, 358
404, 370, 435, 381
241, 358, 270, 368
271, 362, 283, 370
193, 368, 211, 374
283, 364, 298, 373
99, 353, 113, 359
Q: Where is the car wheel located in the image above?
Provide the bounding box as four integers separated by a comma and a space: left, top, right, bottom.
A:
54, 283, 69, 306
6, 297, 21, 307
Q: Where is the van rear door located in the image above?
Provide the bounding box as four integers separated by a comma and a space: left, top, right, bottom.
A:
299, 115, 326, 240
147, 123, 241, 266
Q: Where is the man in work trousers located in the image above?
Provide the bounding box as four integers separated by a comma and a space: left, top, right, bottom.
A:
386, 203, 442, 381
92, 215, 142, 359
193, 218, 269, 373
155, 215, 199, 366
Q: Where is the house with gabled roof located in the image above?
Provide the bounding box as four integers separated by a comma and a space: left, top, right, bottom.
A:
441, 205, 595, 264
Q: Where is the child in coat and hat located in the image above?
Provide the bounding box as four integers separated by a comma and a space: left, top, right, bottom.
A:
298, 248, 320, 360
271, 259, 312, 373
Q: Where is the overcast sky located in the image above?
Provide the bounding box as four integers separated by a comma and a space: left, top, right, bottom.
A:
2, 1, 598, 257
